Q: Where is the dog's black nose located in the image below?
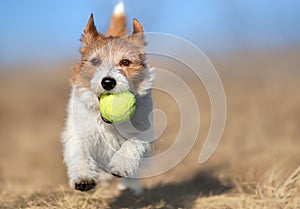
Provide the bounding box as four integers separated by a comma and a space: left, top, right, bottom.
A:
101, 77, 116, 90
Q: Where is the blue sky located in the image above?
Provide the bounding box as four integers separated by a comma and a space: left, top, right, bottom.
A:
0, 0, 299, 65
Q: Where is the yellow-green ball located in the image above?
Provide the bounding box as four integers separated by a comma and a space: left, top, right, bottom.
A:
99, 91, 136, 123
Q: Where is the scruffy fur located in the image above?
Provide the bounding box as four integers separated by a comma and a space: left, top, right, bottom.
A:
61, 2, 154, 195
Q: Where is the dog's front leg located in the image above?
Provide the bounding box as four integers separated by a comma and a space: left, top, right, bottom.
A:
62, 129, 99, 191
109, 139, 149, 178
108, 139, 149, 195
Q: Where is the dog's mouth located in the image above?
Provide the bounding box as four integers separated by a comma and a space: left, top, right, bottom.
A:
97, 95, 112, 124
101, 115, 112, 124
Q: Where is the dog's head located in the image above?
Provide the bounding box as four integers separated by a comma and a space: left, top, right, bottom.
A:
72, 14, 154, 99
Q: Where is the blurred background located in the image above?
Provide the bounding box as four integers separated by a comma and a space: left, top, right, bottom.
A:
1, 0, 300, 65
0, 0, 299, 208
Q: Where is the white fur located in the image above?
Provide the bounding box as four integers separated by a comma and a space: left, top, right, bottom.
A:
138, 67, 155, 96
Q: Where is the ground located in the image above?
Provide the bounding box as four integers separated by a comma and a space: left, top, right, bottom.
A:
0, 48, 299, 208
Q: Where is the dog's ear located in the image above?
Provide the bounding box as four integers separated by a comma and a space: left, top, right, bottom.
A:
80, 14, 104, 47
129, 18, 146, 46
132, 18, 143, 34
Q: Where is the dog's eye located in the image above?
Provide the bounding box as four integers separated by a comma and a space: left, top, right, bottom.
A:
91, 58, 101, 66
119, 59, 131, 67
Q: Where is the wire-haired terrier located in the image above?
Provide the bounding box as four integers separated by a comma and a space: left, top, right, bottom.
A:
61, 2, 154, 195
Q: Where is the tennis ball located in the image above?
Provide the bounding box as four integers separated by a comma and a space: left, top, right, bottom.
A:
99, 91, 136, 123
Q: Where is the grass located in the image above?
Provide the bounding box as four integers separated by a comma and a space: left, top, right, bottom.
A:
0, 166, 299, 208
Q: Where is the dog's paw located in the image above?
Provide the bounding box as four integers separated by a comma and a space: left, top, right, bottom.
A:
75, 180, 96, 192
109, 154, 140, 178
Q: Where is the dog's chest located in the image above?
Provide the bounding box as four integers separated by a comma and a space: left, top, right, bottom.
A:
71, 95, 125, 151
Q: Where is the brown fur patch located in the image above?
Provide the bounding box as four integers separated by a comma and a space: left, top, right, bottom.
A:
120, 52, 145, 79
72, 13, 146, 90
132, 19, 143, 34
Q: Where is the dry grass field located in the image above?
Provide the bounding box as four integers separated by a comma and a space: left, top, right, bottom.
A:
0, 48, 299, 208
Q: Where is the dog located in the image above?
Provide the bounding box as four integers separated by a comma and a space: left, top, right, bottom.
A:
61, 2, 154, 195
